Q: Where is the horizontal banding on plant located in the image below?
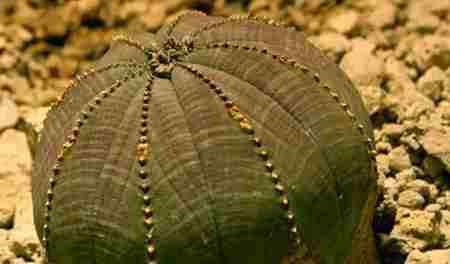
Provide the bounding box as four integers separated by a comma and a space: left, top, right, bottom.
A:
195, 40, 377, 164
177, 62, 307, 255
41, 64, 145, 259
32, 11, 378, 264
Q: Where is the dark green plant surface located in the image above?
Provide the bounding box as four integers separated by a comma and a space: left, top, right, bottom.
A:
32, 11, 378, 264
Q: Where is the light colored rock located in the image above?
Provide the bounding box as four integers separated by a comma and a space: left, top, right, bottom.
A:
8, 191, 40, 262
384, 56, 416, 93
406, 250, 432, 264
287, 6, 306, 28
3, 24, 32, 48
367, 30, 392, 50
425, 249, 450, 264
0, 50, 18, 69
428, 1, 450, 14
409, 36, 450, 71
76, 0, 101, 13
396, 168, 417, 189
357, 85, 384, 115
33, 7, 70, 38
0, 246, 16, 264
384, 177, 398, 189
366, 0, 397, 29
0, 75, 33, 105
34, 85, 60, 107
0, 203, 15, 229
382, 123, 405, 139
376, 141, 392, 153
394, 209, 443, 250
407, 1, 440, 33
383, 177, 399, 199
45, 53, 78, 79
428, 184, 440, 203
11, 258, 28, 264
27, 59, 49, 81
420, 127, 450, 173
385, 89, 435, 121
438, 192, 450, 209
398, 190, 426, 209
140, 3, 169, 31
437, 198, 448, 210
376, 153, 391, 176
406, 180, 433, 201
0, 36, 8, 50
0, 229, 14, 262
340, 39, 384, 86
417, 108, 449, 132
402, 91, 435, 120
0, 129, 31, 177
0, 128, 32, 225
351, 37, 377, 53
392, 162, 428, 185
439, 210, 450, 248
325, 9, 360, 34
425, 204, 442, 213
401, 133, 422, 151
308, 32, 350, 60
389, 146, 412, 172
417, 67, 447, 102
119, 0, 147, 21
0, 94, 18, 132
19, 106, 49, 134
0, 128, 33, 259
437, 101, 450, 120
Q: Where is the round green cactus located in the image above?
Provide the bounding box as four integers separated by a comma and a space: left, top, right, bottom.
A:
32, 11, 379, 264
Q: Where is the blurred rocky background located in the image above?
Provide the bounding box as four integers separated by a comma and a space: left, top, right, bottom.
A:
0, 0, 449, 263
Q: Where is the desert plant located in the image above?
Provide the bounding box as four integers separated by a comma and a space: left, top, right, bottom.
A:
32, 11, 379, 264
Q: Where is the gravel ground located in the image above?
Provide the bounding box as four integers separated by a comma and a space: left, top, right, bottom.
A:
0, 0, 449, 263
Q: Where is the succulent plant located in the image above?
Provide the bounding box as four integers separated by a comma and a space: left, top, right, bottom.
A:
32, 11, 379, 264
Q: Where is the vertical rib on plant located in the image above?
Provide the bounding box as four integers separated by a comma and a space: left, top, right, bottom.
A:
32, 11, 378, 264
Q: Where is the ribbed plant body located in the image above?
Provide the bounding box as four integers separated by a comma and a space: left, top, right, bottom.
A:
31, 12, 379, 264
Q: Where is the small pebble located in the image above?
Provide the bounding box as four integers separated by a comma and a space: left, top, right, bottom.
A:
389, 146, 412, 172
0, 95, 19, 132
397, 190, 425, 209
0, 203, 15, 229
